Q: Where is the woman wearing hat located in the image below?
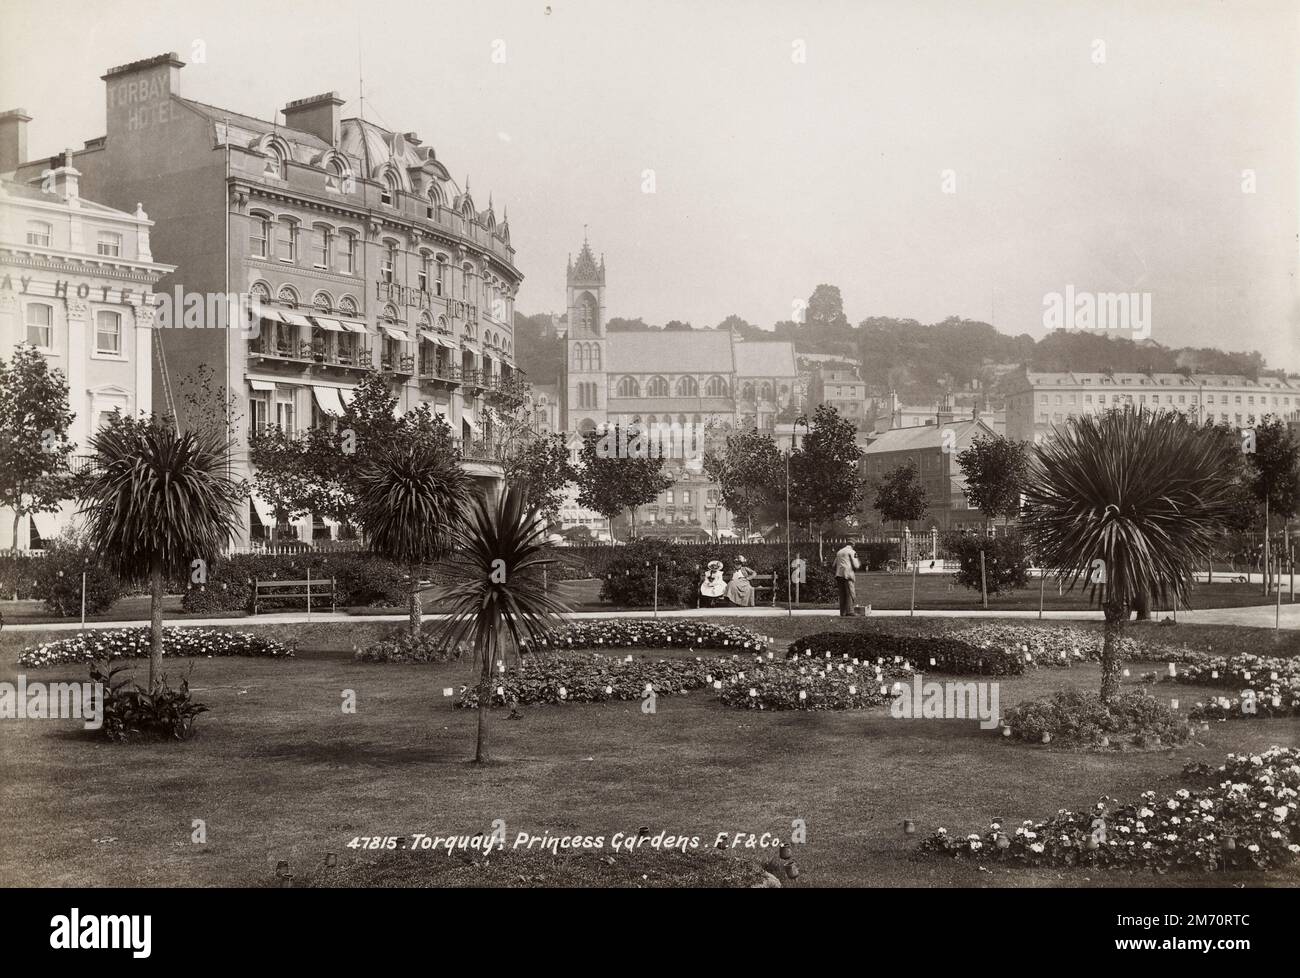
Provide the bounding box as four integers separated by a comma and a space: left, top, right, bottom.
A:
726, 555, 757, 607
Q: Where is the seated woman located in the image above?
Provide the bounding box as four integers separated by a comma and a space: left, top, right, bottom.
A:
699, 559, 727, 608
725, 555, 757, 607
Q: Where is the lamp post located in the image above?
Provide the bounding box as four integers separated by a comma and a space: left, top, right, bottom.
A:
81, 557, 89, 628
784, 415, 809, 617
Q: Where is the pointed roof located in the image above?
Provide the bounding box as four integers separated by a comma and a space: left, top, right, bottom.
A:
568, 235, 604, 285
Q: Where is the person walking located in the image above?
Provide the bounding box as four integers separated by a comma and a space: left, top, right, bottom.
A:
834, 542, 861, 616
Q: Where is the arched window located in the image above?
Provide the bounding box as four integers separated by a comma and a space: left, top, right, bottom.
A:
248, 212, 272, 258
676, 376, 699, 397
434, 254, 448, 296
591, 345, 601, 370
617, 376, 640, 397
381, 239, 399, 284
704, 375, 727, 397
277, 285, 300, 307
741, 382, 755, 401
275, 217, 298, 262
338, 295, 359, 316
759, 382, 773, 402
250, 281, 272, 303
645, 376, 669, 398
381, 170, 400, 206
325, 156, 350, 192
576, 291, 599, 334
572, 345, 584, 370
264, 145, 286, 179
312, 291, 333, 313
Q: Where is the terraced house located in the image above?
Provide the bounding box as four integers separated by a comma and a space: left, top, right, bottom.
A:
8, 53, 524, 546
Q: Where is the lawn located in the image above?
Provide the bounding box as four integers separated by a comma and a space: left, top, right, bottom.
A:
1, 618, 1297, 888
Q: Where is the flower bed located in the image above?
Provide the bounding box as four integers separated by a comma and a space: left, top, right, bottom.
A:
522, 619, 769, 655
1000, 689, 1191, 749
787, 631, 1024, 676
918, 747, 1300, 872
354, 631, 466, 664
1169, 653, 1300, 722
716, 656, 910, 711
18, 627, 295, 668
455, 651, 750, 708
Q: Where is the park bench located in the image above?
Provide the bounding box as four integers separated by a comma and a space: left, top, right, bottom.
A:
750, 573, 778, 606
252, 576, 336, 615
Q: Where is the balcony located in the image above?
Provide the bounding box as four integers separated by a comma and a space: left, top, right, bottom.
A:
452, 436, 505, 465
379, 353, 416, 377
419, 360, 462, 388
248, 336, 372, 374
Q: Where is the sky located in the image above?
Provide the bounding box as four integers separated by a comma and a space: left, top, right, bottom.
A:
2, 0, 1298, 367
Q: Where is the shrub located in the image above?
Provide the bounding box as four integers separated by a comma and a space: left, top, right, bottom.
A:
787, 630, 1025, 676
33, 547, 121, 616
522, 619, 768, 654
0, 551, 42, 599
1000, 689, 1190, 748
919, 746, 1300, 872
354, 630, 466, 663
18, 627, 295, 668
943, 531, 1030, 596
90, 660, 209, 742
716, 656, 908, 710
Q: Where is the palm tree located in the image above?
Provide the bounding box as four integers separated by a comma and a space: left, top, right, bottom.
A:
79, 417, 243, 690
354, 440, 470, 637
1022, 407, 1236, 701
433, 487, 570, 763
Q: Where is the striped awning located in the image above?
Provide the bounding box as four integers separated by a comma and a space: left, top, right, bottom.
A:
312, 386, 346, 417
339, 320, 369, 334
310, 316, 347, 332
277, 309, 314, 329
380, 325, 408, 342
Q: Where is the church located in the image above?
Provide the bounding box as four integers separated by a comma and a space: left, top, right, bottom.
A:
559, 235, 800, 536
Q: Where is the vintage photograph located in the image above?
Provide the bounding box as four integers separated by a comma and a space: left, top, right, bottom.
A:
0, 0, 1297, 947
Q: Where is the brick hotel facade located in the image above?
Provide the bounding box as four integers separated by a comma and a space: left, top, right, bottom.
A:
9, 53, 523, 546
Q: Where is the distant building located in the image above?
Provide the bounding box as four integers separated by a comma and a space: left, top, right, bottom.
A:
860, 417, 999, 533
1005, 370, 1300, 443
811, 362, 870, 429
0, 151, 173, 549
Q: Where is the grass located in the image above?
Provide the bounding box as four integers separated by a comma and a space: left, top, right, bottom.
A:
2, 617, 1297, 887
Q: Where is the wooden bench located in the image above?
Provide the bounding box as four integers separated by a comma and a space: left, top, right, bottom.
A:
750, 573, 778, 606
252, 576, 336, 615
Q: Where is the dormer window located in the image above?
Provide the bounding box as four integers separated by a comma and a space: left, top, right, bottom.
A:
264, 146, 287, 180
381, 172, 399, 206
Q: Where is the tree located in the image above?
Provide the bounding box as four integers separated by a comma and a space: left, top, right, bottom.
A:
663, 319, 693, 331
1021, 408, 1237, 701
956, 434, 1032, 523
503, 432, 576, 525
702, 425, 785, 533
574, 424, 673, 540
872, 461, 929, 541
432, 487, 570, 763
1244, 415, 1300, 595
0, 345, 76, 550
249, 372, 457, 536
353, 440, 470, 637
79, 416, 244, 690
790, 404, 864, 549
805, 284, 850, 330
716, 314, 752, 332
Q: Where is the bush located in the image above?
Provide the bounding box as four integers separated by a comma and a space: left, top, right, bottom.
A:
90, 660, 209, 742
919, 746, 1300, 872
33, 547, 121, 616
1001, 689, 1190, 748
179, 552, 417, 613
523, 619, 768, 654
18, 627, 295, 668
0, 551, 42, 599
787, 630, 1025, 676
355, 630, 466, 663
943, 531, 1030, 596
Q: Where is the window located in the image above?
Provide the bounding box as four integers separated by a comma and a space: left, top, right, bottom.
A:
645, 376, 669, 397
381, 172, 398, 206
276, 218, 297, 262
250, 214, 271, 258
95, 310, 122, 355
249, 392, 270, 436
96, 232, 122, 257
676, 376, 699, 397
617, 376, 640, 397
418, 254, 431, 293
340, 232, 357, 274
275, 390, 296, 434
264, 146, 287, 179
26, 221, 52, 247
682, 490, 691, 505
312, 226, 331, 268
435, 256, 447, 297
461, 263, 473, 299
25, 303, 53, 348
382, 241, 398, 284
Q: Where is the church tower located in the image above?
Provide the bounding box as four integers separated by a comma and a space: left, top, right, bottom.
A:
564, 231, 608, 432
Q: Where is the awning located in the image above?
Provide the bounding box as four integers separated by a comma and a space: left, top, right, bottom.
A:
312, 386, 346, 416
340, 320, 369, 334
380, 325, 408, 342
338, 387, 355, 407
249, 379, 275, 392
462, 406, 478, 432
419, 330, 458, 349
310, 316, 347, 332
249, 492, 275, 525
277, 310, 314, 329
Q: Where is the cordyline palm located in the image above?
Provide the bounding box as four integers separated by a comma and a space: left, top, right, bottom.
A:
354, 441, 470, 638
79, 418, 243, 690
1022, 407, 1237, 701
432, 487, 570, 763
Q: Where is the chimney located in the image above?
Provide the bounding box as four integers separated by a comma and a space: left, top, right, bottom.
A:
49, 153, 80, 199
936, 391, 955, 427
0, 108, 32, 173
102, 53, 185, 134
283, 92, 345, 146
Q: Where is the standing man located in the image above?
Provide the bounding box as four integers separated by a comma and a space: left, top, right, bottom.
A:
834, 542, 861, 616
